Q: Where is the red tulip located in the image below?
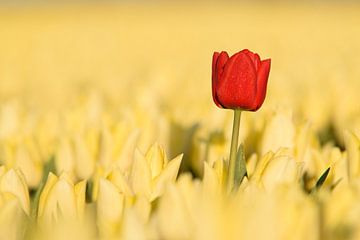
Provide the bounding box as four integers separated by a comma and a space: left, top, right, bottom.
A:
212, 49, 271, 111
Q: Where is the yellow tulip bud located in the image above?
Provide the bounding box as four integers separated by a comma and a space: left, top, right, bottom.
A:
97, 178, 125, 238
0, 166, 30, 215
38, 172, 86, 223
0, 193, 27, 240
129, 144, 182, 201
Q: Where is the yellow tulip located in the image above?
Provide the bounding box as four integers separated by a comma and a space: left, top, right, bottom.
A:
0, 139, 43, 188
260, 109, 295, 155
251, 148, 300, 191
0, 193, 27, 240
129, 143, 183, 200
108, 124, 140, 173
344, 131, 360, 181
55, 137, 76, 180
155, 177, 194, 239
0, 166, 30, 214
38, 172, 86, 223
96, 169, 149, 239
97, 177, 125, 238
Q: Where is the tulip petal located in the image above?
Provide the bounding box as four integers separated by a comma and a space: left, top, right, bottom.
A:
212, 52, 220, 107
151, 154, 182, 200
252, 59, 271, 111
39, 173, 78, 222
117, 129, 140, 172
0, 169, 30, 215
130, 149, 152, 198
253, 54, 261, 71
242, 49, 261, 71
97, 178, 124, 235
145, 142, 165, 179
217, 52, 257, 109
212, 51, 229, 108
215, 51, 229, 81
203, 161, 221, 194
74, 180, 86, 219
212, 52, 220, 82
108, 169, 134, 196
38, 173, 58, 218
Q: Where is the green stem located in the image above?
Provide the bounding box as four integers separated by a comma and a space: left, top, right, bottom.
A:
227, 109, 241, 192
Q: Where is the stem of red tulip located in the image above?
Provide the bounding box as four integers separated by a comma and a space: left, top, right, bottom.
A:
227, 109, 241, 192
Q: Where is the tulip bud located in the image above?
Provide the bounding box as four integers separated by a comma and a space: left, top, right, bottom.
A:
1, 140, 43, 189
0, 167, 30, 215
260, 109, 295, 155
55, 137, 76, 179
203, 161, 222, 194
56, 132, 104, 182
212, 49, 271, 111
97, 178, 125, 238
156, 175, 197, 239
129, 143, 182, 200
0, 193, 27, 240
38, 172, 86, 223
252, 148, 300, 191
344, 131, 360, 181
96, 168, 143, 238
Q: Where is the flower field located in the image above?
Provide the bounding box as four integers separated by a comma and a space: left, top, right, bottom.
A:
1, 2, 360, 239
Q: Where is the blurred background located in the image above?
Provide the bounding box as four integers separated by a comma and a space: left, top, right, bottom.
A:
0, 1, 360, 179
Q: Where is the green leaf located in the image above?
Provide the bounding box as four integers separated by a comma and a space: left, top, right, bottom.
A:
23, 156, 56, 239
233, 144, 247, 191
312, 167, 330, 192
86, 179, 94, 203
30, 156, 56, 219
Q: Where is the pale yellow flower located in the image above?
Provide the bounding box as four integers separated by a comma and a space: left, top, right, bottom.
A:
0, 166, 30, 214
129, 143, 183, 200
96, 177, 125, 238
96, 171, 151, 239
95, 143, 181, 238
0, 193, 27, 240
154, 174, 198, 240
344, 131, 360, 181
94, 122, 141, 174
260, 108, 295, 155
202, 159, 226, 194
38, 172, 86, 223
250, 148, 301, 191
55, 137, 76, 180
0, 139, 43, 188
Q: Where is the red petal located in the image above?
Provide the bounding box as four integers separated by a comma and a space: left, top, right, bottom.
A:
212, 51, 229, 108
215, 51, 229, 80
241, 49, 261, 71
212, 52, 220, 86
216, 52, 257, 109
251, 59, 271, 111
252, 53, 261, 71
